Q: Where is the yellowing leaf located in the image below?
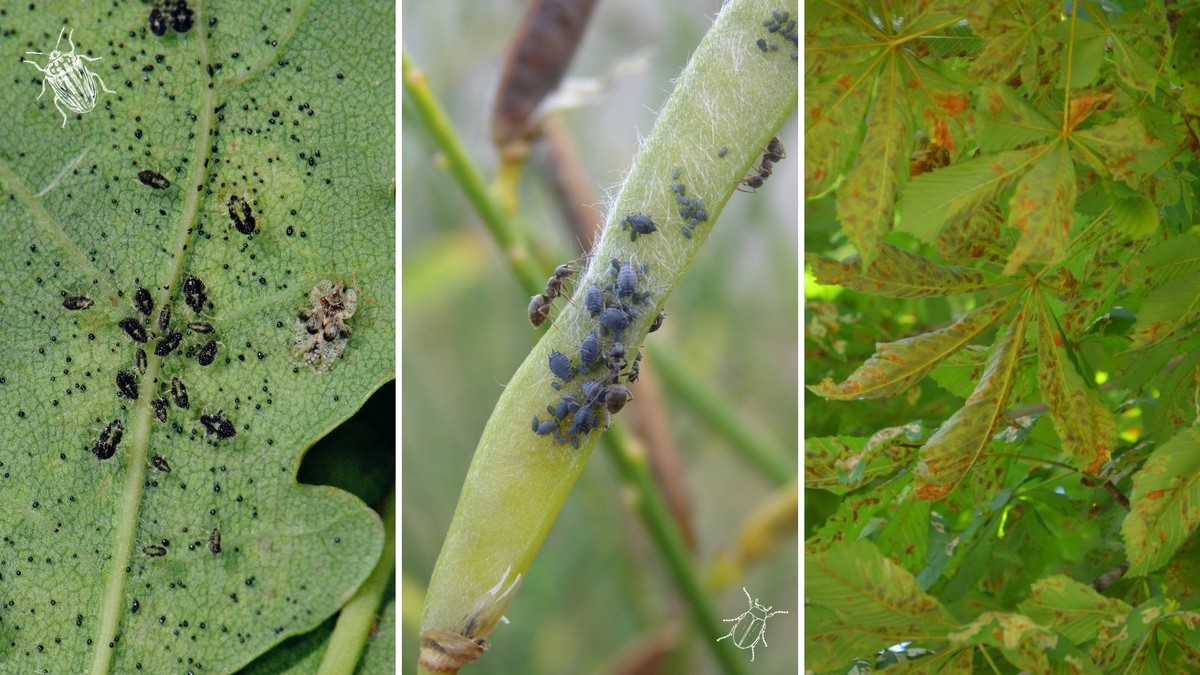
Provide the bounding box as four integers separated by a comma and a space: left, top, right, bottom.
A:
1017, 575, 1134, 646
809, 297, 1016, 400
1128, 271, 1200, 348
913, 298, 1030, 500
967, 29, 1027, 82
1073, 117, 1166, 188
1035, 294, 1114, 475
975, 83, 1057, 152
836, 67, 910, 267
804, 430, 922, 494
1122, 428, 1200, 576
897, 149, 1035, 243
1004, 146, 1076, 274
806, 540, 957, 642
805, 65, 870, 199
807, 244, 998, 298
948, 612, 1062, 673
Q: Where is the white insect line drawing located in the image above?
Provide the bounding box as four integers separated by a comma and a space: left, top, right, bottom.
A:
22, 27, 116, 127
717, 586, 789, 662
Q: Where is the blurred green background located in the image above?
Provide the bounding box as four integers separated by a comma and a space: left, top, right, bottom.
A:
401, 1, 798, 673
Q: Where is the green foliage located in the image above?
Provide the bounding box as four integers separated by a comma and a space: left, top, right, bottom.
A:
0, 2, 393, 672
806, 1, 1200, 671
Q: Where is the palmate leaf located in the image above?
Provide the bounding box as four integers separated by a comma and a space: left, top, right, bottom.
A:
1072, 117, 1168, 189
0, 4, 393, 672
913, 297, 1030, 501
804, 429, 923, 494
1004, 145, 1076, 274
1035, 293, 1114, 475
836, 67, 911, 268
1121, 427, 1200, 576
808, 296, 1017, 400
975, 83, 1058, 153
897, 148, 1036, 244
805, 63, 870, 198
1062, 227, 1151, 338
948, 611, 1098, 673
1133, 233, 1200, 288
1017, 575, 1134, 646
807, 244, 998, 298
1128, 270, 1200, 348
806, 540, 958, 660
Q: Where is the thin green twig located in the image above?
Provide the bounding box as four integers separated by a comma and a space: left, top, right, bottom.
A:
401, 53, 543, 295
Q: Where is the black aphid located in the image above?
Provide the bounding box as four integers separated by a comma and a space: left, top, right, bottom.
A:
550, 396, 574, 420
628, 350, 643, 382
93, 419, 124, 460
649, 310, 666, 333
151, 397, 168, 423
135, 348, 148, 374
134, 287, 153, 316
148, 7, 167, 36
209, 527, 221, 554
600, 307, 629, 333
621, 213, 657, 241
63, 295, 93, 310
717, 146, 729, 158
581, 380, 604, 405
154, 331, 182, 357
170, 377, 189, 409
119, 317, 148, 343
548, 350, 574, 382
116, 370, 138, 400
170, 0, 194, 33
579, 332, 599, 367
142, 544, 167, 558
187, 321, 213, 334
617, 261, 638, 297
200, 411, 236, 439
157, 305, 171, 332
138, 170, 170, 189
584, 285, 603, 317
532, 417, 556, 436
227, 195, 256, 235
151, 454, 171, 473
197, 339, 217, 366
182, 275, 207, 313
570, 405, 596, 434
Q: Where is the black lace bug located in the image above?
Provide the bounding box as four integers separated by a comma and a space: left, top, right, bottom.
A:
227, 195, 256, 235
197, 339, 217, 366
157, 305, 171, 332
142, 544, 167, 557
170, 377, 189, 409
151, 454, 171, 473
200, 411, 236, 439
134, 287, 153, 316
93, 420, 124, 460
116, 370, 138, 400
183, 275, 207, 313
154, 331, 182, 357
151, 397, 168, 423
209, 527, 221, 554
119, 317, 148, 343
138, 170, 170, 189
148, 7, 167, 36
187, 321, 213, 334
63, 295, 93, 310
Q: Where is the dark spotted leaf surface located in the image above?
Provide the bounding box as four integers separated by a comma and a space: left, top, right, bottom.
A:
809, 296, 1015, 400
1122, 428, 1200, 576
0, 3, 393, 672
1016, 575, 1133, 646
807, 244, 1000, 298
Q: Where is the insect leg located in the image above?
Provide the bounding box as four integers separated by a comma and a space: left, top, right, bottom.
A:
90, 71, 117, 94
52, 95, 68, 127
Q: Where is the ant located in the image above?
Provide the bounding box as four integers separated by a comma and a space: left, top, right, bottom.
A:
739, 136, 785, 191
528, 264, 576, 327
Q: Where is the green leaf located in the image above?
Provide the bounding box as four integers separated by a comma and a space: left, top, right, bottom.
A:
1034, 294, 1115, 475
929, 344, 991, 398
1017, 575, 1134, 645
836, 66, 911, 267
913, 298, 1031, 501
1109, 27, 1162, 96
1122, 428, 1200, 576
967, 28, 1028, 82
806, 540, 957, 651
808, 296, 1016, 400
807, 244, 997, 298
0, 4, 394, 672
1128, 271, 1200, 348
975, 84, 1057, 153
947, 611, 1095, 673
1004, 146, 1076, 274
897, 149, 1035, 243
1134, 234, 1200, 288
804, 427, 923, 493
1072, 117, 1168, 188
805, 64, 869, 198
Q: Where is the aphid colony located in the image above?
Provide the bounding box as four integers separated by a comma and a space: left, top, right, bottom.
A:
291, 280, 357, 372
531, 258, 664, 448
672, 166, 709, 239
740, 137, 785, 191
758, 10, 798, 59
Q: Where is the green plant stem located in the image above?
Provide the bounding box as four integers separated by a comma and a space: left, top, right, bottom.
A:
601, 429, 750, 675
318, 489, 396, 675
652, 348, 794, 484
401, 53, 543, 295
417, 0, 796, 671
